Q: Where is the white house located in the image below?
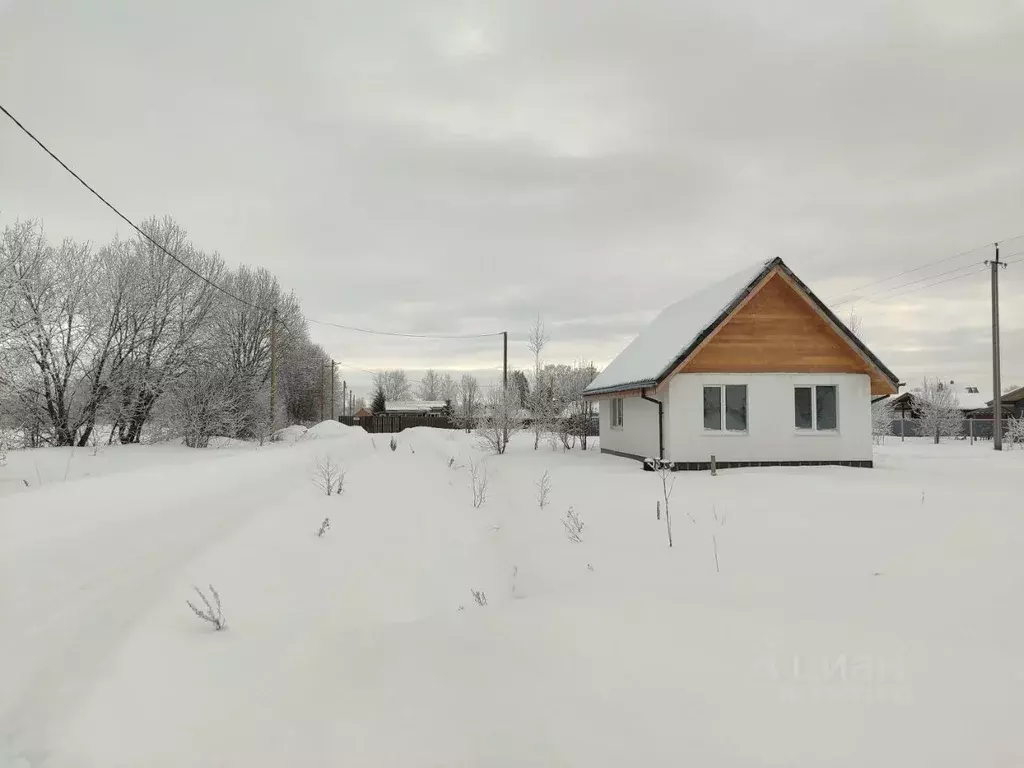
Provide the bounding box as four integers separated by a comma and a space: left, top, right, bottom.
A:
584, 257, 899, 469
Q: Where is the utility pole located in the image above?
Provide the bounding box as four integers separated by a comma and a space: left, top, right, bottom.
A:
503, 331, 508, 391
342, 379, 347, 419
987, 243, 1008, 450
330, 361, 336, 420
269, 308, 278, 429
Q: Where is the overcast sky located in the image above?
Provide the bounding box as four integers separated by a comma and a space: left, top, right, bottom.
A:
2, 0, 1023, 397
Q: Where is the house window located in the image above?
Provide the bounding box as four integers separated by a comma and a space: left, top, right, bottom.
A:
610, 397, 624, 429
703, 385, 747, 431
794, 385, 838, 431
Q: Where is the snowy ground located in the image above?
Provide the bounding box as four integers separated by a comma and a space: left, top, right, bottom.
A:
1, 428, 1022, 767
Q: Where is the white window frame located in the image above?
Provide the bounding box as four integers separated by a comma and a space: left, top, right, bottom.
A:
794, 384, 839, 433
610, 397, 624, 430
702, 384, 748, 433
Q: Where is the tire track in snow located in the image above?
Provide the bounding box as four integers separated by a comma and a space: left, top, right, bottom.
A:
0, 442, 331, 763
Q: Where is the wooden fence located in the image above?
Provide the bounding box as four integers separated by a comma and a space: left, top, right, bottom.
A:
338, 414, 456, 433
338, 414, 600, 436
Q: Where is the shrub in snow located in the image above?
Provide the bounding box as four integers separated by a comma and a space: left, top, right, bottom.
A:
916, 378, 963, 443
317, 517, 331, 537
535, 470, 551, 508
471, 589, 488, 607
389, 435, 398, 452
711, 504, 727, 573
475, 381, 525, 455
562, 506, 584, 543
186, 584, 226, 631
1006, 417, 1024, 449
468, 456, 488, 508
871, 398, 895, 444
313, 455, 345, 496
652, 458, 677, 548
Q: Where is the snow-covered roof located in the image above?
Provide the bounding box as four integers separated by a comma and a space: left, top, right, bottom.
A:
585, 257, 899, 397
956, 390, 990, 411
384, 401, 447, 412
586, 260, 775, 394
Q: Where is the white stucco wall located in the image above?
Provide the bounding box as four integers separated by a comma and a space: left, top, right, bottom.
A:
666, 373, 873, 463
599, 390, 671, 460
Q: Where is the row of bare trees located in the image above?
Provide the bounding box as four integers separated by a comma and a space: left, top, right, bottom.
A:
1, 215, 337, 447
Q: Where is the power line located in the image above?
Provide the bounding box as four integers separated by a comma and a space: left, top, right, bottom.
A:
2, 101, 505, 339
827, 235, 1024, 306
305, 318, 502, 339
0, 102, 263, 310
858, 265, 989, 305
859, 248, 1024, 305
833, 260, 987, 306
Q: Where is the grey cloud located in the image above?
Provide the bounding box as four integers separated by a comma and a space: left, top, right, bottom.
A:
2, 0, 1023, 387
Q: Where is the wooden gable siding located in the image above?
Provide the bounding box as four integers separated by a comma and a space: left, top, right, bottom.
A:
675, 272, 896, 395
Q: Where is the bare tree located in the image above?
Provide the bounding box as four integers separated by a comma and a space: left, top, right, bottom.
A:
547, 361, 598, 450
847, 309, 863, 337
312, 455, 345, 496
417, 369, 444, 401
437, 372, 457, 403
372, 369, 412, 403
6, 223, 106, 446
476, 381, 524, 454
452, 374, 482, 432
166, 363, 248, 448
526, 315, 551, 449
917, 378, 963, 444
871, 397, 895, 444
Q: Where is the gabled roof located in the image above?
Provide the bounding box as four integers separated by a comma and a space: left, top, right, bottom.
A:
990, 385, 1024, 405
585, 257, 899, 397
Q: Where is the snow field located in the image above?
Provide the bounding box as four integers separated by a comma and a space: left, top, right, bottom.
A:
1, 429, 1022, 766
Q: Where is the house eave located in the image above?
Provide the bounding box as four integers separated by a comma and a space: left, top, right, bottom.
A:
582, 381, 656, 400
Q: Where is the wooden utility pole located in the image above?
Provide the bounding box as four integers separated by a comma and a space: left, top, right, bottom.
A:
269, 308, 278, 429
330, 361, 336, 420
987, 243, 1008, 450
341, 379, 347, 419
503, 331, 508, 390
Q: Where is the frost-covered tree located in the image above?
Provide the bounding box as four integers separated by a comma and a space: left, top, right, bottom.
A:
417, 369, 444, 401
167, 362, 247, 448
105, 218, 228, 444
1, 211, 329, 447
372, 369, 411, 403
917, 378, 963, 444
526, 316, 557, 449
871, 397, 895, 444
437, 372, 457, 403
1005, 417, 1024, 449
452, 373, 481, 432
548, 361, 599, 450
476, 381, 523, 454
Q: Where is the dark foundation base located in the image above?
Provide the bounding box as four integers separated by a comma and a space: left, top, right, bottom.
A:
600, 448, 873, 470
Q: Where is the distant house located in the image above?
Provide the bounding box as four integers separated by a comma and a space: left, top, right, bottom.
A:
887, 385, 1000, 419
353, 407, 374, 419
987, 385, 1024, 419
583, 257, 898, 469
382, 401, 448, 417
